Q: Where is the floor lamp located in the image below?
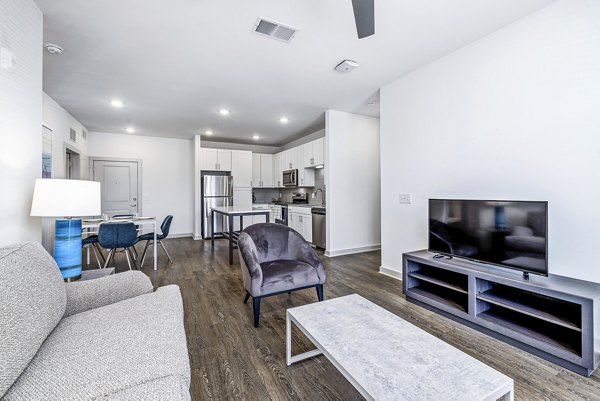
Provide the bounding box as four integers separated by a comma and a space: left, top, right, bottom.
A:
31, 179, 101, 281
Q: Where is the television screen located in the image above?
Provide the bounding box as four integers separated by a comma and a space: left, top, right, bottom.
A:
429, 199, 548, 276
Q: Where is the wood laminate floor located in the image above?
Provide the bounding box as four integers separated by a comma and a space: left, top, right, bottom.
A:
96, 237, 600, 400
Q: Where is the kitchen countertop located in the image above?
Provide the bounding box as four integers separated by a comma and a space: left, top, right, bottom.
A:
212, 206, 272, 215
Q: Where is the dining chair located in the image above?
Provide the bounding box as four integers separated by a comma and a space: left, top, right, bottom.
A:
138, 215, 174, 267
98, 222, 139, 270
82, 234, 105, 269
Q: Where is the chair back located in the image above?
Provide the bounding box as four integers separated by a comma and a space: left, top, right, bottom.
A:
241, 223, 298, 263
98, 222, 138, 249
160, 215, 173, 238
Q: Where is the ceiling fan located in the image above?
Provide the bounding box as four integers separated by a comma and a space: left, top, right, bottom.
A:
351, 0, 375, 39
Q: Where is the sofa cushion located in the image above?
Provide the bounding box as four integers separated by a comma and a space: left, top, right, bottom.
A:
260, 260, 321, 296
2, 285, 190, 401
0, 242, 66, 398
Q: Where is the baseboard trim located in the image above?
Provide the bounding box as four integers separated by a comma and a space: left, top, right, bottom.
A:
325, 245, 380, 257
168, 233, 193, 239
379, 266, 402, 281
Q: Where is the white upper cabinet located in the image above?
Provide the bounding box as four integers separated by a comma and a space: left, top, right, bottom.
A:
201, 148, 232, 171
260, 154, 274, 187
231, 150, 252, 188
303, 138, 325, 168
217, 149, 232, 171
252, 153, 274, 188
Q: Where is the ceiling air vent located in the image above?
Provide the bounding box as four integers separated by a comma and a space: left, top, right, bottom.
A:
253, 18, 297, 43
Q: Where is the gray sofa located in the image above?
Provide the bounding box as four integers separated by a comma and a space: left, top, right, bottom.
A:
0, 242, 190, 401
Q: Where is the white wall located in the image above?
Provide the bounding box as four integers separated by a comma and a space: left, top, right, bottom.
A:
42, 92, 90, 180
0, 0, 43, 246
380, 0, 600, 283
88, 132, 194, 236
326, 110, 380, 256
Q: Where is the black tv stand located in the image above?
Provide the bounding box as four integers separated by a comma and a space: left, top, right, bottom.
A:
402, 250, 600, 376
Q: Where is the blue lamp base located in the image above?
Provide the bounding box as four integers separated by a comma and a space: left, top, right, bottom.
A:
54, 219, 82, 282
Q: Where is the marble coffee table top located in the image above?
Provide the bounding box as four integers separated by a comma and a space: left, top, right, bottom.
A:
287, 294, 513, 401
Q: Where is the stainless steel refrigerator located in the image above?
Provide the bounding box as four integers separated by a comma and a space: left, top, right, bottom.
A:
202, 174, 233, 238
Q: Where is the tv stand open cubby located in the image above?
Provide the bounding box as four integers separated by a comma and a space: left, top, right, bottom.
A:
403, 250, 600, 376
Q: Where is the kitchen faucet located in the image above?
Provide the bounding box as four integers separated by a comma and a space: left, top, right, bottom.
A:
313, 188, 324, 206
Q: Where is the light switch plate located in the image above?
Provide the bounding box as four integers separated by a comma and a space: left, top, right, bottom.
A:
399, 193, 412, 204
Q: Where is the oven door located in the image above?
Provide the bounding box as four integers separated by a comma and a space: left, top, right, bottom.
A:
283, 169, 297, 187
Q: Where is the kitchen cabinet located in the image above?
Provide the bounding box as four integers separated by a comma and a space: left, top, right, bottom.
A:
273, 151, 287, 187
284, 147, 303, 170
201, 148, 232, 171
303, 138, 325, 168
297, 165, 314, 187
288, 207, 312, 243
252, 153, 273, 188
231, 150, 252, 188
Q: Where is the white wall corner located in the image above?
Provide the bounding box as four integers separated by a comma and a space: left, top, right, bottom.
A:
379, 266, 403, 281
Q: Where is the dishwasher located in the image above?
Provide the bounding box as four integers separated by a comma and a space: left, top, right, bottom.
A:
311, 207, 326, 249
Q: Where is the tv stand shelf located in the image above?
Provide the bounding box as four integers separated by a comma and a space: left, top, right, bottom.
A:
403, 250, 600, 376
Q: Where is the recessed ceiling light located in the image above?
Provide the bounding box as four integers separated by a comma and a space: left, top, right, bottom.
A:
126, 127, 136, 133
205, 130, 213, 135
219, 109, 230, 116
110, 99, 124, 108
252, 134, 260, 140
279, 117, 289, 124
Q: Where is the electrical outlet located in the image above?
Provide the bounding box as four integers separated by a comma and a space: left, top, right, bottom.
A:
399, 193, 412, 204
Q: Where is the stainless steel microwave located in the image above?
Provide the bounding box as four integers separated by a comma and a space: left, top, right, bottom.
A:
282, 169, 298, 187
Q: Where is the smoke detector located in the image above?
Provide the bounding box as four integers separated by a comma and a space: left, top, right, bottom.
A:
45, 43, 63, 54
335, 59, 359, 73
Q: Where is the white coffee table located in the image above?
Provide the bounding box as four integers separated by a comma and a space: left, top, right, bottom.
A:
286, 294, 514, 401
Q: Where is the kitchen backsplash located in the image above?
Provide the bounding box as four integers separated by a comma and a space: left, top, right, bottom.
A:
253, 168, 325, 205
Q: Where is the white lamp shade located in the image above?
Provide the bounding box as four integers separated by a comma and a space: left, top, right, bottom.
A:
31, 179, 101, 217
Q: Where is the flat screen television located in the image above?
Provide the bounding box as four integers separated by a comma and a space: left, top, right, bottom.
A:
428, 199, 548, 276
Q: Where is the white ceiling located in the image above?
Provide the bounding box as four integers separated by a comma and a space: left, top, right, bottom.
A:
35, 0, 555, 145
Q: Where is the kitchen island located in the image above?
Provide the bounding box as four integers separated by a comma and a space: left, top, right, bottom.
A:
211, 206, 271, 264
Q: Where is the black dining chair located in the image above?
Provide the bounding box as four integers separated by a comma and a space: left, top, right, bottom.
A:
98, 222, 139, 270
138, 215, 174, 267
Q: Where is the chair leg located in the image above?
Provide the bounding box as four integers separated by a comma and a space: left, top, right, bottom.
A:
243, 292, 250, 304
159, 240, 173, 263
140, 240, 151, 268
253, 297, 261, 327
94, 243, 106, 264
124, 248, 133, 270
316, 284, 324, 302
131, 245, 138, 260
91, 244, 102, 269
103, 249, 114, 269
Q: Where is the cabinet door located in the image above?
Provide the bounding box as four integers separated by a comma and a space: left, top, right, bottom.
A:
284, 148, 297, 170
231, 150, 252, 187
299, 167, 315, 187
277, 151, 287, 187
201, 148, 219, 171
260, 154, 273, 187
303, 214, 312, 243
252, 154, 261, 188
217, 149, 232, 171
272, 154, 280, 187
313, 138, 325, 166
303, 143, 314, 167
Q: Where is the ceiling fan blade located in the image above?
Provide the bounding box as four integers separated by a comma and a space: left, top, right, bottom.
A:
351, 0, 374, 39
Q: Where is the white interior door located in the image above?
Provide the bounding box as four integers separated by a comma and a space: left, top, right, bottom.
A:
93, 160, 139, 217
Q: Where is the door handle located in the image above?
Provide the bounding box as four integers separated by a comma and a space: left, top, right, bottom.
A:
130, 204, 137, 207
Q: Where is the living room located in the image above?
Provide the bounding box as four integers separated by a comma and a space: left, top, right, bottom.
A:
2, 0, 600, 400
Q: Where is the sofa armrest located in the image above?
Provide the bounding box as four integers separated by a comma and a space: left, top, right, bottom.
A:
64, 271, 153, 317
288, 232, 326, 282
237, 232, 263, 296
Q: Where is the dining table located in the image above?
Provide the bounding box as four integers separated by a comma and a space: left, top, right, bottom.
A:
82, 217, 159, 271
210, 206, 271, 264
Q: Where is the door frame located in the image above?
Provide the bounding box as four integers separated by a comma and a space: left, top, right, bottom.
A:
90, 157, 144, 216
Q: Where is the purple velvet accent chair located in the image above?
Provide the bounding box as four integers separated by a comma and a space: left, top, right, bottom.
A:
237, 223, 326, 327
